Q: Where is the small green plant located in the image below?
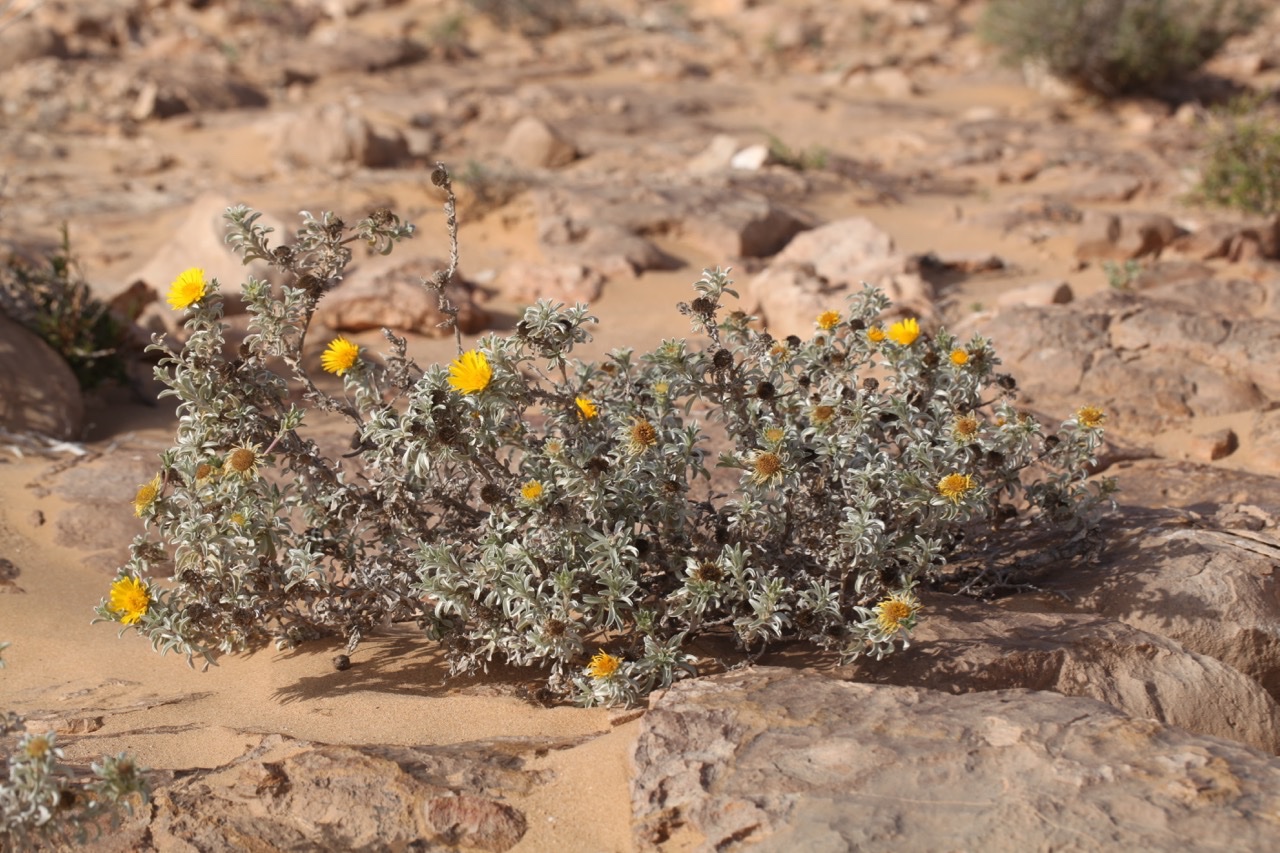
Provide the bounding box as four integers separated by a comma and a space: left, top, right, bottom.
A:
980, 0, 1265, 96
96, 165, 1113, 707
767, 135, 828, 172
0, 225, 129, 389
1, 643, 147, 846
1194, 95, 1280, 215
1103, 259, 1142, 291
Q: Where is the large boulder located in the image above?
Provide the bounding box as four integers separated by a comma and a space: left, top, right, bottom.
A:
0, 312, 84, 440
631, 669, 1280, 852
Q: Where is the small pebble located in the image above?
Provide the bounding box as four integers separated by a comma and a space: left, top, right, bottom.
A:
333, 654, 351, 671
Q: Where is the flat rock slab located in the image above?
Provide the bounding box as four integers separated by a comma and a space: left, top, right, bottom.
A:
631, 668, 1280, 852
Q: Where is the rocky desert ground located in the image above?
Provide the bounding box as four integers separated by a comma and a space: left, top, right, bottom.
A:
4, 0, 1280, 850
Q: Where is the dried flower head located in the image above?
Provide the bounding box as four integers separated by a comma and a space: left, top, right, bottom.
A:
811, 404, 836, 425
953, 415, 980, 442
321, 337, 361, 376
225, 444, 262, 479
949, 349, 969, 366
448, 350, 492, 394
816, 310, 841, 331
521, 480, 544, 502
166, 267, 207, 310
750, 450, 784, 487
1076, 406, 1106, 429
575, 396, 598, 420
195, 463, 215, 482
133, 474, 162, 518
888, 317, 920, 346
627, 419, 658, 455
109, 576, 150, 625
875, 590, 921, 635
586, 649, 621, 679
937, 472, 976, 503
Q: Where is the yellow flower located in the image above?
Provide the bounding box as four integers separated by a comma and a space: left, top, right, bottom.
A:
24, 735, 52, 760
448, 349, 492, 394
949, 349, 969, 366
544, 439, 564, 457
575, 396, 598, 421
224, 444, 261, 479
586, 649, 621, 679
811, 405, 836, 425
521, 480, 544, 502
1076, 406, 1106, 429
887, 317, 920, 346
763, 427, 785, 445
953, 415, 980, 442
816, 310, 841, 331
866, 326, 886, 343
321, 337, 361, 376
109, 576, 150, 625
875, 590, 921, 635
229, 512, 246, 526
166, 267, 207, 310
627, 419, 658, 455
937, 472, 976, 503
653, 381, 670, 398
133, 474, 162, 518
749, 450, 784, 487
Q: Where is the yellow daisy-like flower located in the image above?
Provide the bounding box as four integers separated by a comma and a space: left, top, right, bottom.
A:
321, 337, 361, 376
811, 404, 836, 425
575, 396, 598, 421
816, 310, 841, 331
166, 267, 207, 311
627, 419, 658, 455
749, 450, 784, 487
653, 381, 670, 398
937, 472, 976, 503
544, 439, 564, 457
24, 735, 51, 760
448, 349, 492, 394
887, 317, 920, 346
521, 480, 544, 502
133, 474, 162, 518
229, 512, 246, 526
224, 444, 262, 479
586, 649, 621, 679
866, 326, 886, 343
1076, 406, 1106, 429
949, 349, 969, 366
875, 590, 921, 635
953, 415, 980, 442
763, 427, 785, 445
109, 576, 150, 625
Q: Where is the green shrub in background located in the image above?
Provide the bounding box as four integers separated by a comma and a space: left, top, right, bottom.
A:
0, 226, 130, 390
1195, 94, 1280, 215
980, 0, 1265, 96
96, 166, 1114, 707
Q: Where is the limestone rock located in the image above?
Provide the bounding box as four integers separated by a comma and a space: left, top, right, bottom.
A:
632, 669, 1280, 852
0, 312, 84, 440
273, 102, 410, 169
746, 217, 931, 337
502, 116, 578, 170
1049, 509, 1280, 701
497, 261, 605, 305
853, 594, 1280, 753
1075, 211, 1184, 260
315, 256, 490, 336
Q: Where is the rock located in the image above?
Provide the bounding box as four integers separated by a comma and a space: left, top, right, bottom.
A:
687, 134, 740, 174
1049, 509, 1280, 702
1180, 427, 1239, 462
1065, 173, 1145, 202
502, 116, 578, 170
123, 194, 288, 313
729, 143, 771, 171
128, 60, 269, 121
745, 217, 932, 337
315, 257, 490, 336
853, 594, 1280, 753
143, 735, 535, 852
0, 312, 84, 440
995, 279, 1072, 307
632, 669, 1280, 852
1110, 458, 1280, 516
677, 192, 812, 259
273, 103, 410, 169
0, 19, 65, 72
497, 261, 604, 305
275, 28, 426, 81
1075, 211, 1184, 261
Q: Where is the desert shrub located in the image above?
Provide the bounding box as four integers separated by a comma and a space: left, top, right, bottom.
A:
96, 165, 1113, 707
0, 226, 129, 390
980, 0, 1265, 96
1195, 95, 1280, 214
1, 643, 146, 846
